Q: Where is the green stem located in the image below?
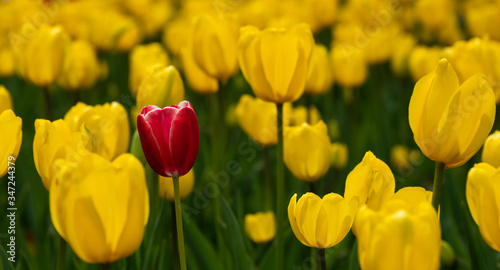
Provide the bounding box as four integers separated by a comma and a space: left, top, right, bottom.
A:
263, 147, 273, 210
319, 248, 326, 270
43, 86, 53, 121
173, 176, 187, 270
171, 203, 179, 270
56, 236, 66, 270
276, 103, 284, 270
431, 162, 445, 212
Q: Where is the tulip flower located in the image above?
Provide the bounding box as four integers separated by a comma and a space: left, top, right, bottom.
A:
0, 40, 15, 77
129, 42, 169, 95
235, 95, 291, 146
466, 3, 500, 41
408, 46, 443, 81
64, 102, 130, 161
354, 198, 440, 270
482, 131, 500, 167
344, 151, 395, 211
180, 41, 219, 94
291, 105, 322, 126
50, 153, 149, 264
58, 40, 100, 91
409, 58, 496, 169
305, 44, 333, 95
238, 24, 314, 103
0, 110, 22, 177
24, 25, 70, 86
131, 65, 185, 122
331, 142, 348, 170
159, 169, 195, 201
137, 101, 199, 178
162, 17, 190, 56
191, 14, 239, 81
466, 163, 500, 251
330, 42, 367, 88
288, 192, 358, 248
284, 121, 331, 182
33, 119, 91, 190
0, 85, 12, 113
244, 211, 276, 244
390, 34, 416, 77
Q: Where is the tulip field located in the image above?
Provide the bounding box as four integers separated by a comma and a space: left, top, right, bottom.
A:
2, 0, 500, 270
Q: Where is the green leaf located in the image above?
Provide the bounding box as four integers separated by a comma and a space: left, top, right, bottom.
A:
0, 245, 15, 270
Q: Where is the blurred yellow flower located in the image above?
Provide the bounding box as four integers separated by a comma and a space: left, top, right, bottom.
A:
390, 145, 411, 174
390, 34, 416, 77
0, 85, 12, 113
50, 153, 149, 264
302, 0, 338, 32
284, 121, 331, 182
129, 42, 169, 95
408, 46, 443, 81
64, 102, 129, 161
58, 40, 100, 91
344, 151, 395, 210
238, 24, 314, 103
331, 142, 348, 170
0, 39, 15, 77
244, 211, 276, 243
331, 42, 367, 88
466, 1, 500, 41
291, 105, 322, 126
159, 169, 195, 201
0, 110, 22, 177
482, 131, 500, 168
409, 58, 496, 168
288, 192, 357, 248
235, 94, 291, 146
305, 44, 333, 95
162, 17, 190, 56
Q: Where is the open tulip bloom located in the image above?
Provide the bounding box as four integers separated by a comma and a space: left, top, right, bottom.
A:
137, 100, 199, 270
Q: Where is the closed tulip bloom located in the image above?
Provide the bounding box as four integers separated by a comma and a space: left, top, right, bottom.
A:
331, 43, 367, 88
191, 14, 239, 81
58, 40, 100, 91
354, 199, 440, 270
344, 151, 395, 210
159, 169, 195, 201
129, 42, 169, 95
33, 119, 91, 190
50, 153, 149, 264
305, 44, 333, 95
162, 17, 190, 56
131, 65, 185, 120
331, 142, 348, 170
238, 24, 314, 103
284, 121, 331, 182
0, 110, 22, 177
180, 43, 219, 94
64, 102, 130, 161
245, 211, 276, 244
235, 94, 291, 146
466, 163, 500, 251
482, 131, 500, 167
288, 193, 358, 248
24, 25, 70, 86
409, 58, 496, 168
137, 101, 199, 177
291, 105, 322, 126
0, 85, 12, 113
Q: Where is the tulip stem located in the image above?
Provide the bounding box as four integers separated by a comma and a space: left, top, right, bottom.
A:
319, 248, 326, 270
276, 103, 284, 270
431, 162, 445, 212
43, 86, 53, 121
56, 236, 66, 270
173, 176, 187, 270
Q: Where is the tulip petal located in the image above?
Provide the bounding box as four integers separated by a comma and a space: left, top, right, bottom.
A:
296, 193, 323, 247
477, 173, 500, 251
288, 194, 310, 246
137, 114, 170, 177
466, 163, 496, 224
169, 106, 199, 176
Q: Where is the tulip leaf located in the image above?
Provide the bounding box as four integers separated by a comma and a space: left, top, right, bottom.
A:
347, 239, 359, 270
184, 214, 224, 270
221, 197, 255, 270
0, 245, 14, 270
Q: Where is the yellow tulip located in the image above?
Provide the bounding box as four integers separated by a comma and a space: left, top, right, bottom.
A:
390, 34, 416, 77
482, 131, 500, 167
24, 25, 70, 86
466, 163, 500, 251
414, 0, 454, 30
354, 198, 440, 270
238, 24, 314, 103
409, 58, 496, 168
162, 17, 190, 56
344, 151, 395, 210
465, 2, 500, 41
0, 85, 12, 113
58, 40, 100, 91
64, 102, 129, 161
131, 65, 185, 120
291, 105, 322, 126
244, 211, 276, 244
129, 42, 169, 95
331, 142, 348, 170
0, 39, 15, 77
50, 153, 149, 264
288, 192, 358, 248
284, 121, 331, 182
305, 44, 333, 95
235, 94, 291, 146
191, 14, 239, 81
389, 186, 433, 209
408, 46, 443, 81
302, 0, 338, 32
330, 42, 367, 88
159, 169, 195, 201
33, 119, 91, 190
0, 110, 22, 177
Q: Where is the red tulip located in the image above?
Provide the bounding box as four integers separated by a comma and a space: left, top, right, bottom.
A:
137, 101, 199, 177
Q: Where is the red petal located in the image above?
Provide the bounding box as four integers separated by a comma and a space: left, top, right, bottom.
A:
136, 114, 167, 176
169, 105, 199, 176
140, 105, 160, 115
